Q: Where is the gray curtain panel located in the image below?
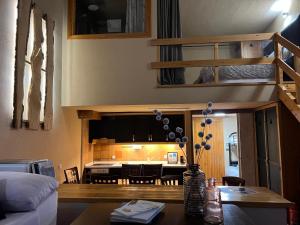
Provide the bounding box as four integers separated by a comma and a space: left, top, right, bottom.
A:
158, 0, 185, 85
125, 0, 145, 33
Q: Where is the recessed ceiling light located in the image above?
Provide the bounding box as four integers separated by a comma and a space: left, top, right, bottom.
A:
88, 4, 99, 11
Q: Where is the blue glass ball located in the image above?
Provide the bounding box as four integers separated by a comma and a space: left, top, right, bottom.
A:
205, 135, 210, 140
207, 101, 213, 108
168, 132, 176, 140
175, 138, 181, 143
202, 110, 208, 116
195, 143, 201, 150
182, 136, 188, 143
156, 115, 162, 121
198, 131, 204, 138
156, 111, 162, 117
176, 127, 183, 133
207, 108, 212, 114
163, 118, 170, 125
201, 122, 206, 127
208, 133, 213, 138
153, 109, 158, 115
204, 144, 211, 150
206, 118, 212, 125
179, 142, 185, 149
201, 141, 206, 146
163, 125, 169, 130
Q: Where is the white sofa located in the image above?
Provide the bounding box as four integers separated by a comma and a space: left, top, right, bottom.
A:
0, 172, 58, 225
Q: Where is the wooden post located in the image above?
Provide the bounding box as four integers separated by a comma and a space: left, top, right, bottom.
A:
214, 43, 219, 83
184, 111, 194, 165
274, 33, 283, 84
294, 56, 300, 104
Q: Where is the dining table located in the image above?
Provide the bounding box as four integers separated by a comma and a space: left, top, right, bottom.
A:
58, 184, 293, 225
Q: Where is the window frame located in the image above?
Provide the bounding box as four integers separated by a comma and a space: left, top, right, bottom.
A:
67, 0, 152, 39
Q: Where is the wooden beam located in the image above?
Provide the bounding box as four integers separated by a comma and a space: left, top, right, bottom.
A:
77, 110, 102, 120
151, 33, 274, 46
151, 57, 274, 69
184, 111, 193, 166
43, 16, 55, 130
28, 6, 43, 130
13, 0, 32, 128
276, 58, 300, 86
274, 33, 300, 58
278, 85, 300, 122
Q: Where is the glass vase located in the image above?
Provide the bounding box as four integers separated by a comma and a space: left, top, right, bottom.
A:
183, 164, 206, 216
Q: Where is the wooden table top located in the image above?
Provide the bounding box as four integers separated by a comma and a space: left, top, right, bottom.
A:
58, 184, 293, 208
71, 203, 255, 225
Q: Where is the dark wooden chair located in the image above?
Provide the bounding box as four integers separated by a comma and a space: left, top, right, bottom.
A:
128, 175, 156, 185
222, 176, 245, 186
121, 164, 142, 184
143, 164, 162, 184
64, 167, 80, 184
91, 175, 119, 184
161, 175, 180, 185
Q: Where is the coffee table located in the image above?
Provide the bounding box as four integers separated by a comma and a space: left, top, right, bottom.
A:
71, 202, 255, 225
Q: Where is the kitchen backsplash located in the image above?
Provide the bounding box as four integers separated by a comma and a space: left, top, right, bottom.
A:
93, 143, 185, 161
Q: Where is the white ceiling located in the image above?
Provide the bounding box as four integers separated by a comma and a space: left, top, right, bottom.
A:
180, 0, 281, 36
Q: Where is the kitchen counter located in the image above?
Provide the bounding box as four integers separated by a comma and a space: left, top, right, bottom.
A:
85, 161, 187, 169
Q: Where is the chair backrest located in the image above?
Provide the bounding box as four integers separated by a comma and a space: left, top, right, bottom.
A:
128, 175, 156, 185
222, 176, 245, 186
161, 175, 180, 186
121, 164, 142, 179
64, 167, 80, 184
91, 175, 118, 184
143, 164, 163, 179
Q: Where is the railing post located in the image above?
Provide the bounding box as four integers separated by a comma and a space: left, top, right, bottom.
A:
294, 56, 300, 104
274, 33, 283, 84
214, 43, 219, 83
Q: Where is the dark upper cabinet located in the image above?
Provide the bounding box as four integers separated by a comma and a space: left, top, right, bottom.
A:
89, 114, 184, 143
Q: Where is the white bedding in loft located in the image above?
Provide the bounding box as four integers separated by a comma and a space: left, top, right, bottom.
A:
0, 191, 57, 225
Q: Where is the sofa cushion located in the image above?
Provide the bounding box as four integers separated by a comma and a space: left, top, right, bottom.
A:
0, 172, 58, 212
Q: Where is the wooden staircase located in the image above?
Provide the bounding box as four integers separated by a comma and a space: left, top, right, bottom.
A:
274, 33, 300, 122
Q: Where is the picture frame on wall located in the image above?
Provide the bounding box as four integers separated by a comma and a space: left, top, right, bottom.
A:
167, 152, 178, 164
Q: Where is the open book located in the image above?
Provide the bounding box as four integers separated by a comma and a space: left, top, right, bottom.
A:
110, 200, 165, 224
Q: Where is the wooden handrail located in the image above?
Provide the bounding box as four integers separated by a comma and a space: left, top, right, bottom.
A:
151, 57, 274, 69
276, 58, 300, 86
151, 33, 274, 46
274, 33, 300, 58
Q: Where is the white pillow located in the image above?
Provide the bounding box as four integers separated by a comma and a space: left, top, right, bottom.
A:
0, 172, 58, 212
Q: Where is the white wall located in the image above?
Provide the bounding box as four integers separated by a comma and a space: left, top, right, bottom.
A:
0, 0, 81, 183
62, 0, 276, 107
223, 115, 239, 176
265, 0, 300, 32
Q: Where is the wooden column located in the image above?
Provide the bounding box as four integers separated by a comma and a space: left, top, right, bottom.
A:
294, 56, 300, 104
274, 33, 283, 84
237, 113, 257, 186
78, 110, 101, 182
184, 111, 193, 166
214, 43, 219, 83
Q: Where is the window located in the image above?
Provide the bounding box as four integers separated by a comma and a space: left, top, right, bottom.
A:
68, 0, 151, 39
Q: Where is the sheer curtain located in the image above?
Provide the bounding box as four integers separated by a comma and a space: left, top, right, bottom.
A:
125, 0, 145, 33
158, 0, 185, 85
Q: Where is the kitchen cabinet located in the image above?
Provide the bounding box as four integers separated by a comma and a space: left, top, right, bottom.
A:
89, 114, 184, 143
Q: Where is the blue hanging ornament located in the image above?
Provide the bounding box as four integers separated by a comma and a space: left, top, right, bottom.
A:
163, 118, 170, 125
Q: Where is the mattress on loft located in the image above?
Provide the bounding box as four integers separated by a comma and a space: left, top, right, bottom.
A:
194, 64, 275, 84
0, 191, 57, 225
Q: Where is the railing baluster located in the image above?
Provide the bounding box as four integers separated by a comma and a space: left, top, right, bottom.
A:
274, 33, 283, 84
294, 56, 300, 104
214, 43, 219, 83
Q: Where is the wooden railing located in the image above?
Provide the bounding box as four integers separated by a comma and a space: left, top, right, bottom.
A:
151, 33, 275, 87
274, 33, 300, 105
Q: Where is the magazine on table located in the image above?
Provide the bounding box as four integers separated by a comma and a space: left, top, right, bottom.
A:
110, 200, 165, 224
